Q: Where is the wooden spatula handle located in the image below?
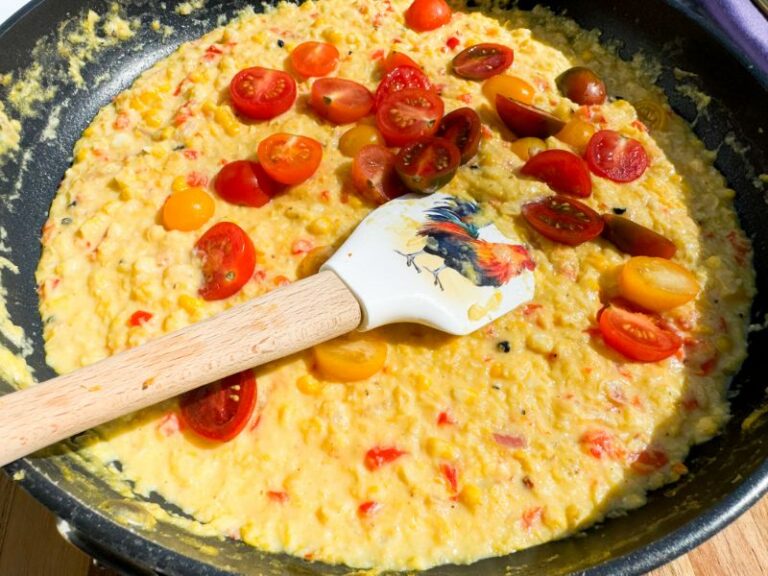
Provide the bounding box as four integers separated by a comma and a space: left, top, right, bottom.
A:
0, 271, 361, 467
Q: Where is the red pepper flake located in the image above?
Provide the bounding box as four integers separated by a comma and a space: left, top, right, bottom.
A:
458, 93, 472, 104
203, 44, 225, 62
437, 411, 454, 426
157, 412, 183, 436
128, 310, 153, 327
267, 490, 289, 503
291, 238, 314, 255
273, 275, 291, 287
682, 395, 700, 412
358, 500, 381, 517
440, 463, 458, 494
521, 506, 544, 530
698, 355, 718, 376
371, 48, 385, 61
319, 189, 331, 203
113, 112, 130, 130
522, 476, 534, 489
630, 448, 669, 475
521, 303, 542, 317
183, 149, 200, 160
493, 433, 527, 449
364, 446, 406, 471
580, 429, 625, 460
173, 100, 196, 126
252, 269, 267, 282
186, 171, 209, 188
446, 36, 460, 50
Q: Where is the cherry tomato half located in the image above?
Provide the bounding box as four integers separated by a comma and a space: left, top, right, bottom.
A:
310, 78, 374, 125
452, 43, 514, 80
556, 67, 607, 105
483, 74, 535, 105
522, 195, 604, 246
314, 333, 388, 382
436, 107, 481, 164
214, 160, 285, 207
229, 67, 296, 120
290, 41, 340, 78
339, 124, 384, 157
179, 370, 257, 442
618, 256, 700, 312
521, 149, 592, 198
374, 65, 432, 111
597, 305, 682, 362
496, 95, 565, 138
194, 221, 257, 300
395, 137, 461, 194
405, 0, 452, 32
601, 214, 677, 258
376, 88, 444, 147
585, 130, 649, 183
257, 133, 323, 186
382, 51, 420, 73
351, 144, 408, 204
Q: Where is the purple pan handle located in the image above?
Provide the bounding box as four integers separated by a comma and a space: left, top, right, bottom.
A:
698, 0, 768, 77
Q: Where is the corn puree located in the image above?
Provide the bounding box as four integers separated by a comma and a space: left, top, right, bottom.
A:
36, 0, 754, 570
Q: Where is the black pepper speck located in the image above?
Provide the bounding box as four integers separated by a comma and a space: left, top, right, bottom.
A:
497, 340, 511, 353
277, 39, 285, 48
612, 207, 627, 215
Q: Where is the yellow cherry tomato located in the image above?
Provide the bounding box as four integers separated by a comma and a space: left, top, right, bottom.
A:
634, 99, 668, 131
339, 124, 384, 157
508, 137, 546, 161
556, 118, 596, 151
297, 245, 334, 279
482, 75, 535, 105
618, 256, 700, 312
313, 334, 388, 382
162, 187, 215, 231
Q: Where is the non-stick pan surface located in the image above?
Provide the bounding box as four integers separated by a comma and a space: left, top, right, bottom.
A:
1, 1, 767, 575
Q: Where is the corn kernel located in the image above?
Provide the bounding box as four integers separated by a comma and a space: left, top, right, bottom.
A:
189, 70, 206, 83
152, 126, 174, 141
323, 29, 343, 43
149, 144, 167, 159
129, 95, 145, 111
214, 105, 241, 136
75, 148, 89, 163
297, 374, 323, 395
347, 195, 363, 209
413, 373, 431, 391
308, 217, 332, 235
459, 484, 483, 508
425, 437, 458, 460
178, 294, 204, 318
201, 100, 217, 116
172, 175, 189, 192
143, 110, 163, 128
157, 81, 172, 93
722, 188, 736, 200
490, 362, 506, 379
139, 90, 162, 107
83, 125, 95, 137
151, 19, 161, 31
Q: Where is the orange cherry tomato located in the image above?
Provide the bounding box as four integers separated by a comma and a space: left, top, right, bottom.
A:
556, 118, 597, 151
618, 256, 700, 312
162, 187, 215, 231
483, 75, 535, 105
313, 333, 388, 381
508, 137, 546, 161
339, 124, 384, 157
290, 41, 340, 78
297, 245, 334, 279
194, 222, 256, 300
257, 133, 323, 186
405, 0, 452, 32
598, 305, 682, 362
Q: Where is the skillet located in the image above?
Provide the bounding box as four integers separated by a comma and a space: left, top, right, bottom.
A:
0, 1, 767, 574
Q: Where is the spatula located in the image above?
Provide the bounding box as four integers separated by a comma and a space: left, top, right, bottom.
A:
0, 193, 535, 467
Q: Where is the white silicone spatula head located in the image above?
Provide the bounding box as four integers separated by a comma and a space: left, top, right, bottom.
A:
323, 192, 536, 335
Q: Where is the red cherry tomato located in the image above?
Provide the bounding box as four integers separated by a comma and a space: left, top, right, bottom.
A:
214, 160, 285, 207
374, 65, 432, 111
522, 195, 604, 246
556, 67, 607, 105
585, 130, 649, 183
376, 88, 444, 147
601, 214, 677, 258
194, 222, 256, 300
179, 370, 257, 442
452, 43, 514, 80
382, 51, 420, 73
289, 41, 340, 78
229, 67, 296, 120
496, 95, 565, 138
364, 446, 407, 470
521, 149, 592, 197
257, 133, 323, 186
351, 144, 408, 204
598, 305, 682, 362
395, 137, 461, 193
405, 0, 452, 32
436, 107, 481, 164
310, 78, 374, 125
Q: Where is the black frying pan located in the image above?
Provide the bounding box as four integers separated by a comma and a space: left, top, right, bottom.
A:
1, 1, 767, 575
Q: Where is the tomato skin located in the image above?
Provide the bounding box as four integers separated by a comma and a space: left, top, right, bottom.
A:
585, 130, 649, 183
382, 51, 420, 73
376, 88, 444, 147
128, 310, 153, 327
452, 43, 514, 80
364, 446, 407, 470
290, 41, 340, 78
229, 67, 296, 120
395, 137, 461, 194
195, 222, 257, 301
556, 67, 607, 105
436, 107, 481, 164
597, 305, 682, 362
374, 65, 431, 111
522, 195, 604, 246
602, 214, 677, 258
351, 145, 408, 204
521, 149, 592, 198
618, 256, 700, 312
214, 160, 285, 207
310, 78, 374, 125
405, 0, 452, 32
179, 370, 257, 442
257, 133, 323, 186
496, 95, 565, 138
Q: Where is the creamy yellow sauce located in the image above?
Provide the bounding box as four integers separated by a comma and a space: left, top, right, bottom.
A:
35, 0, 754, 570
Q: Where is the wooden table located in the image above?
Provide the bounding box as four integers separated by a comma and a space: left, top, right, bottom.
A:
1, 470, 766, 575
